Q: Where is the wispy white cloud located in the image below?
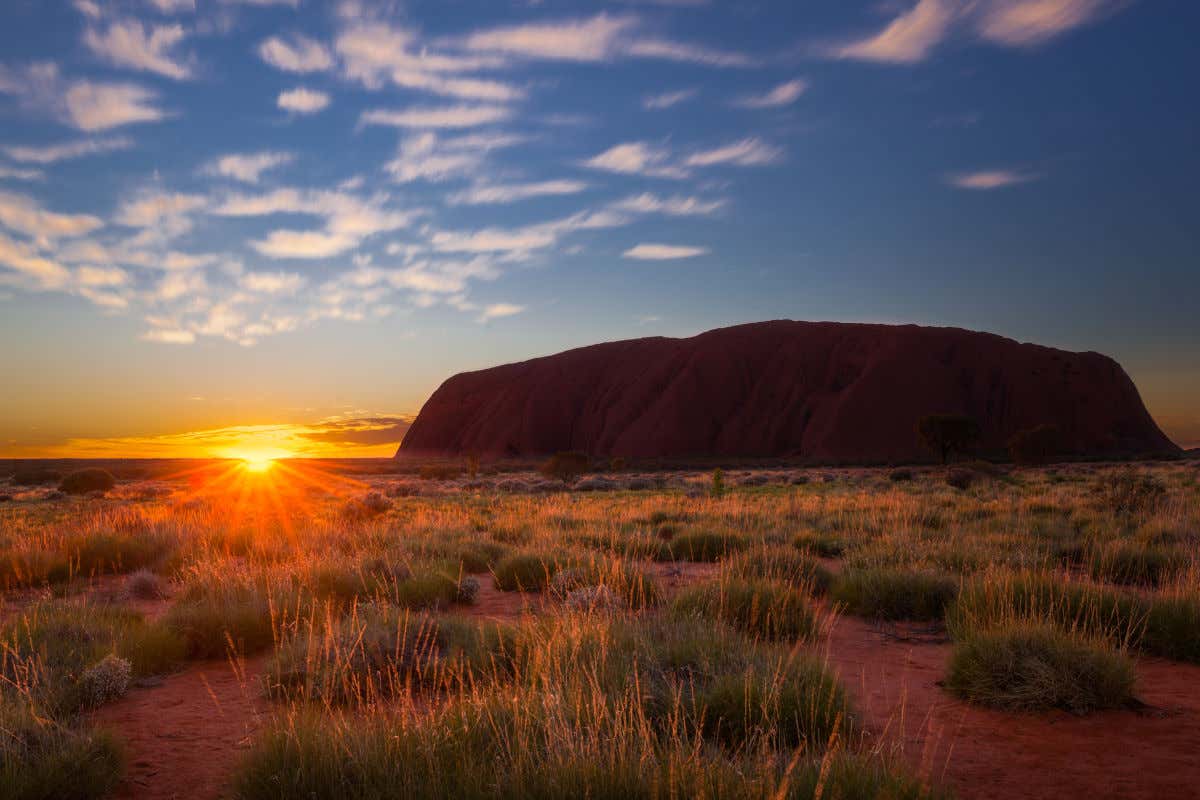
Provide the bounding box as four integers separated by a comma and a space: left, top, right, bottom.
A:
277, 87, 330, 114
624, 37, 757, 67
65, 80, 166, 131
946, 168, 1040, 189
0, 165, 43, 181
449, 180, 588, 205
146, 0, 196, 12
360, 104, 512, 129
258, 34, 333, 73
684, 137, 781, 167
239, 270, 306, 294
642, 88, 697, 110
84, 19, 192, 80
976, 0, 1124, 46
735, 78, 808, 108
116, 191, 206, 230
832, 0, 1126, 63
213, 187, 414, 259
623, 243, 709, 260
611, 193, 726, 216
0, 190, 103, 243
2, 136, 133, 164
583, 141, 687, 178
477, 302, 524, 322
463, 14, 637, 62
206, 151, 293, 183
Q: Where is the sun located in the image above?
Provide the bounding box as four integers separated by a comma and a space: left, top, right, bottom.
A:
241, 456, 275, 473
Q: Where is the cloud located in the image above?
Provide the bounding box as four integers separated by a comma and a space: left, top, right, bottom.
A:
115, 191, 206, 229
64, 80, 166, 130
0, 63, 166, 131
946, 168, 1040, 189
623, 243, 709, 260
0, 165, 43, 181
141, 327, 195, 344
207, 151, 293, 183
976, 0, 1124, 46
2, 136, 133, 164
582, 141, 686, 178
834, 0, 959, 64
610, 192, 725, 216
146, 0, 196, 12
429, 208, 628, 258
624, 38, 757, 67
683, 137, 781, 167
463, 14, 636, 62
239, 270, 305, 293
360, 104, 512, 129
736, 78, 808, 108
336, 23, 513, 97
832, 0, 1127, 63
384, 132, 484, 183
477, 302, 524, 322
0, 231, 72, 288
84, 19, 192, 80
642, 88, 697, 110
294, 415, 413, 446
277, 87, 330, 114
257, 34, 333, 73
0, 191, 103, 242
214, 187, 414, 259
449, 180, 588, 205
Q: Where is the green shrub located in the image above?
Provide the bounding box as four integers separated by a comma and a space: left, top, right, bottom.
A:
696, 657, 851, 748
1087, 543, 1186, 587
0, 702, 123, 800
726, 548, 833, 595
672, 578, 819, 641
832, 569, 958, 621
164, 583, 276, 659
656, 529, 747, 562
792, 531, 847, 558
539, 452, 589, 484
946, 624, 1135, 713
493, 553, 561, 592
58, 469, 116, 495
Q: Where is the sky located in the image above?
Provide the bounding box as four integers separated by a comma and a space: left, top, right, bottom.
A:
0, 0, 1197, 458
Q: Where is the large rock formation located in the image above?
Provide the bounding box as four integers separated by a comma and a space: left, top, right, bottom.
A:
397, 321, 1177, 463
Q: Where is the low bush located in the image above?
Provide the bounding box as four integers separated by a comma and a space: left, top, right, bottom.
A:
492, 552, 561, 592
0, 702, 123, 800
1097, 469, 1167, 515
164, 583, 277, 659
792, 530, 847, 558
58, 469, 116, 495
656, 529, 748, 562
10, 469, 61, 486
1088, 543, 1187, 587
726, 548, 834, 595
945, 624, 1136, 713
540, 452, 589, 484
832, 569, 958, 621
672, 578, 820, 641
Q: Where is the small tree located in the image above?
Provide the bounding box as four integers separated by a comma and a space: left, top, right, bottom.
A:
917, 414, 981, 464
465, 453, 480, 479
540, 452, 589, 484
710, 468, 726, 497
59, 468, 116, 495
1008, 425, 1061, 466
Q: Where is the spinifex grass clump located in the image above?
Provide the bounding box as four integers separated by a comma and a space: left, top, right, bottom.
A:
791, 530, 848, 558
831, 568, 959, 621
726, 547, 834, 595
655, 528, 748, 562
1, 603, 185, 715
492, 551, 564, 591
1087, 542, 1188, 587
672, 577, 823, 641
945, 623, 1136, 713
0, 700, 123, 800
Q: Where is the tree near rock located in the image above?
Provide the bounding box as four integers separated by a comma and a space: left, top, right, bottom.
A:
540, 452, 590, 485
1008, 425, 1061, 466
917, 415, 981, 464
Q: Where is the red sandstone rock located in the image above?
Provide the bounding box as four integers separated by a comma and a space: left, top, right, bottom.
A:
397, 321, 1177, 462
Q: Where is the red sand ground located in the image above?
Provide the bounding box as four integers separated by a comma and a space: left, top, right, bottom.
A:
90, 565, 1200, 799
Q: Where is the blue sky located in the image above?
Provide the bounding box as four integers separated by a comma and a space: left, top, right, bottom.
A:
1, 0, 1197, 456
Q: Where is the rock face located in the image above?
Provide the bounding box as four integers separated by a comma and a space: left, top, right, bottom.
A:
397, 321, 1177, 462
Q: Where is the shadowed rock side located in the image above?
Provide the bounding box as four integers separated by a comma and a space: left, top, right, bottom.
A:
398, 321, 1178, 462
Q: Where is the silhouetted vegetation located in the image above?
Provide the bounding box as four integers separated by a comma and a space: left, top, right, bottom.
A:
1008, 424, 1061, 466
917, 414, 981, 464
539, 452, 589, 484
58, 468, 116, 495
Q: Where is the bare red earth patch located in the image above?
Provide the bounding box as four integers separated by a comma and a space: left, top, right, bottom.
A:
91, 655, 268, 800
823, 615, 1200, 800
